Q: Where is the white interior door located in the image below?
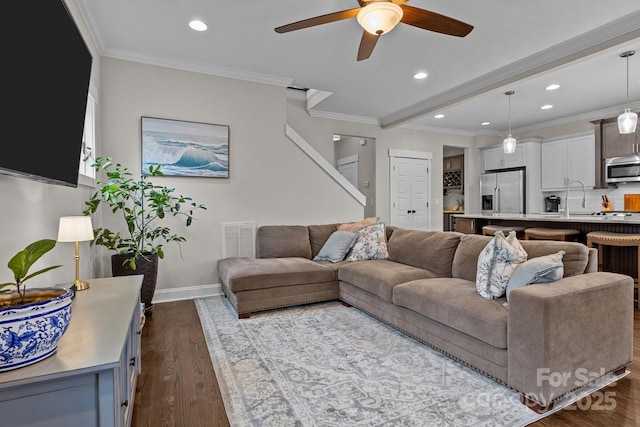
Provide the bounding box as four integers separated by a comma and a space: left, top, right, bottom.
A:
389, 150, 432, 230
337, 155, 358, 188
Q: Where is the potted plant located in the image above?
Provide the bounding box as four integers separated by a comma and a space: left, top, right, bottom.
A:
83, 156, 206, 315
0, 239, 74, 371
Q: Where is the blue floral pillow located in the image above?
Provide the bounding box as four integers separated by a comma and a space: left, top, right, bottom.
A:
476, 231, 527, 299
347, 223, 389, 261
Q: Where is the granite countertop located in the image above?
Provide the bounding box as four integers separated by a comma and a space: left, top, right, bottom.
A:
453, 212, 640, 224
443, 209, 464, 213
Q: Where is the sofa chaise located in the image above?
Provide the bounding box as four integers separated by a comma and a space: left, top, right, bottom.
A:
217, 222, 634, 412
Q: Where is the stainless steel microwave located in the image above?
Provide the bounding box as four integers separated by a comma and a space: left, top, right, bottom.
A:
606, 155, 640, 183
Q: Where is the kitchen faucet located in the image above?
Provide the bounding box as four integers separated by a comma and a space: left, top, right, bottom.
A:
564, 179, 586, 217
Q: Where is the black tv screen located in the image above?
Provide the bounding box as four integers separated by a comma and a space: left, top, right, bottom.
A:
2, 1, 93, 187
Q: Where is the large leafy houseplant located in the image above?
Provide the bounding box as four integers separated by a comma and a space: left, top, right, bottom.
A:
83, 156, 206, 270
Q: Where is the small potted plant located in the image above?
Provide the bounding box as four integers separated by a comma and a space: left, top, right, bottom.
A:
0, 239, 74, 371
83, 156, 206, 315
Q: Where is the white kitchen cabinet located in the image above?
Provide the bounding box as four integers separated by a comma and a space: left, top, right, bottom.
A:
482, 146, 525, 171
0, 276, 143, 427
541, 134, 595, 190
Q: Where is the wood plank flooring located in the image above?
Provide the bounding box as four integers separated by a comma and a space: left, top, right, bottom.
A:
131, 299, 639, 427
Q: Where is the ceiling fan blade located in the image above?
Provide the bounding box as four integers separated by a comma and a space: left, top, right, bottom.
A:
275, 8, 361, 33
357, 31, 379, 61
400, 5, 473, 37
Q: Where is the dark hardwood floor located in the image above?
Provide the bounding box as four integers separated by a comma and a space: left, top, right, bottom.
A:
132, 299, 639, 427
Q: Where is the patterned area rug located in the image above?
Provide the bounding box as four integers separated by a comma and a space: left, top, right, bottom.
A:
195, 297, 624, 427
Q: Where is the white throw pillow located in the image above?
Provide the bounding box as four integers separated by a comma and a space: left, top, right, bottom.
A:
476, 231, 528, 299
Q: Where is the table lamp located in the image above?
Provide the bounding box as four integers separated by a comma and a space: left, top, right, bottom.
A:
57, 216, 94, 291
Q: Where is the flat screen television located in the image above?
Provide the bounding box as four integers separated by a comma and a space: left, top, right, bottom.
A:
2, 0, 93, 187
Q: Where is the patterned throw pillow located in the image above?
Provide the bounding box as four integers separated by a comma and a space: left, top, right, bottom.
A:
476, 231, 527, 299
347, 223, 389, 261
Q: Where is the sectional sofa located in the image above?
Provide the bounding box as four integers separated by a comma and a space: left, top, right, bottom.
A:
217, 222, 634, 412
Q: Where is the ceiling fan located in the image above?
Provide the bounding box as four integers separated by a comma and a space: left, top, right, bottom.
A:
274, 0, 474, 61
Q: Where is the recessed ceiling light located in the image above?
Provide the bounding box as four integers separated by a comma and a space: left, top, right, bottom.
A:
413, 72, 428, 80
434, 114, 444, 119
541, 104, 553, 110
545, 84, 560, 91
333, 134, 341, 141
481, 122, 491, 126
189, 20, 208, 31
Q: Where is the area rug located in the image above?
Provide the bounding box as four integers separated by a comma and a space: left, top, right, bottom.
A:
195, 296, 626, 426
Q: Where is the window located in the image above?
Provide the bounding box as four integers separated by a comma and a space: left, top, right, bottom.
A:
79, 82, 97, 180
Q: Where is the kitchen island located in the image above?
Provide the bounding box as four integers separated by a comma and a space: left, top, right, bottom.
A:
453, 212, 640, 287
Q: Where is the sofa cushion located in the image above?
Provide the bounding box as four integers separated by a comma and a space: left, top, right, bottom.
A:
393, 278, 509, 349
256, 225, 311, 259
519, 240, 588, 277
338, 260, 436, 302
387, 228, 462, 277
452, 234, 590, 281
347, 223, 390, 261
314, 231, 358, 262
218, 257, 335, 292
308, 223, 339, 258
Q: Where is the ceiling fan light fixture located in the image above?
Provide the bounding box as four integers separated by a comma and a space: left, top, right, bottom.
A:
618, 50, 637, 134
357, 2, 403, 35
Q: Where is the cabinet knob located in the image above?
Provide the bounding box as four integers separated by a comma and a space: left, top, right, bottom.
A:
130, 356, 136, 366
122, 400, 129, 408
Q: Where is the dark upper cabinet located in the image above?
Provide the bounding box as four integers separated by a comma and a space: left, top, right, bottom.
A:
602, 120, 638, 159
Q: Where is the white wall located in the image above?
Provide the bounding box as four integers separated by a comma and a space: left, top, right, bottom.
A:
96, 58, 363, 293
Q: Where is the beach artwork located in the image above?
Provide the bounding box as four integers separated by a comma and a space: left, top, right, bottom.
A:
141, 117, 229, 177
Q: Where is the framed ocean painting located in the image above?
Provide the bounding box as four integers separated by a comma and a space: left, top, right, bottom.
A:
141, 116, 229, 178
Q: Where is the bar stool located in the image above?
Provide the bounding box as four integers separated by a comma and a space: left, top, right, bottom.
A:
482, 224, 526, 239
586, 231, 640, 309
524, 227, 581, 241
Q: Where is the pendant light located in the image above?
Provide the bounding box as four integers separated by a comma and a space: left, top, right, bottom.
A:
618, 50, 637, 135
503, 90, 516, 154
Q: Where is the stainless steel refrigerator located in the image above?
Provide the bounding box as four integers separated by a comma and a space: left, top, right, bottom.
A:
481, 168, 525, 214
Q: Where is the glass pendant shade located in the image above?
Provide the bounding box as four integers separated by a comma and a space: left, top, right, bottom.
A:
357, 3, 403, 35
618, 108, 638, 134
503, 90, 516, 154
618, 50, 637, 134
503, 135, 516, 154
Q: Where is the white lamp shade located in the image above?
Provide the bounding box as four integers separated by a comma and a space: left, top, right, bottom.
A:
503, 135, 517, 154
618, 108, 638, 134
57, 216, 94, 242
357, 2, 403, 35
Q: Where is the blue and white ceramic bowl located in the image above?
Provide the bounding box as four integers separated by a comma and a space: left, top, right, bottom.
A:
0, 288, 73, 372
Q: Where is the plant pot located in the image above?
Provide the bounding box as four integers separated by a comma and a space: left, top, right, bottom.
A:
0, 288, 74, 372
111, 253, 158, 316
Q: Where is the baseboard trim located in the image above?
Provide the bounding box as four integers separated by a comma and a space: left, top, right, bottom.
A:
152, 283, 223, 304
